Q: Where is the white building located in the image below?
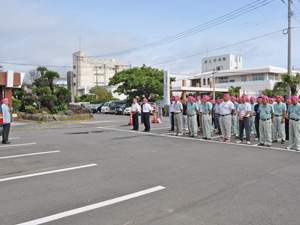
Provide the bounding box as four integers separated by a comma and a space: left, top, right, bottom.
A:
54, 77, 68, 88
201, 54, 243, 73
72, 51, 127, 98
189, 65, 299, 98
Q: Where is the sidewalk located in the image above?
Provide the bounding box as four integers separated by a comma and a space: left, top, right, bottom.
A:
10, 119, 117, 130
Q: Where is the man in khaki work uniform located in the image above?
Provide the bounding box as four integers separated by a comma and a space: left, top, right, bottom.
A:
187, 96, 199, 138
286, 96, 300, 151
173, 96, 183, 136
273, 95, 286, 144
201, 96, 212, 140
257, 95, 274, 147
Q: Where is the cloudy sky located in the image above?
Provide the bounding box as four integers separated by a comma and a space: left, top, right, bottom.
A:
0, 0, 300, 77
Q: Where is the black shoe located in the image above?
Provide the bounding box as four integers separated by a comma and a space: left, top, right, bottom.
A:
272, 140, 278, 143
206, 138, 211, 140
235, 136, 239, 139
217, 132, 222, 135
190, 135, 194, 137
142, 130, 147, 132
202, 137, 208, 140
257, 143, 264, 146
266, 144, 271, 147
2, 141, 11, 144
281, 140, 285, 144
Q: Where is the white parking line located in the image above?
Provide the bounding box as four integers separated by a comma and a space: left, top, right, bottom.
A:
18, 186, 165, 225
97, 127, 298, 153
9, 137, 20, 140
150, 127, 170, 130
0, 151, 60, 160
0, 164, 97, 183
0, 143, 36, 148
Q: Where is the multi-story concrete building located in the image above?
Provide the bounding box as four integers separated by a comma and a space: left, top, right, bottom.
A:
201, 54, 243, 73
188, 65, 299, 98
72, 51, 127, 96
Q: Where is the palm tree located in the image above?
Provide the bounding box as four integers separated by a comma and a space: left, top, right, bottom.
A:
281, 73, 300, 96
262, 89, 273, 97
228, 86, 241, 97
37, 66, 48, 77
273, 81, 287, 93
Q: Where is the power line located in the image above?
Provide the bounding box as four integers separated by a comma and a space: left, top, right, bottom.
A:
0, 61, 72, 68
89, 0, 274, 58
149, 29, 283, 67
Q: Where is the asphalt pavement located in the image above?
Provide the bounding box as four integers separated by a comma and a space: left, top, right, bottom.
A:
1, 113, 300, 225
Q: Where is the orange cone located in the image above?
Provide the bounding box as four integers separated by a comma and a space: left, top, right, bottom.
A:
129, 113, 133, 125
152, 111, 158, 123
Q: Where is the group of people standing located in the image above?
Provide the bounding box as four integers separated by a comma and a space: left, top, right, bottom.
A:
169, 94, 300, 151
131, 98, 152, 132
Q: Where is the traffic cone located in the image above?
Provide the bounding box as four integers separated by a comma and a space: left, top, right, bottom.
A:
152, 111, 158, 123
129, 113, 133, 125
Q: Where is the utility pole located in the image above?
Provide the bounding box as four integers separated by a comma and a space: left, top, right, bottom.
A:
287, 0, 292, 98
213, 69, 216, 101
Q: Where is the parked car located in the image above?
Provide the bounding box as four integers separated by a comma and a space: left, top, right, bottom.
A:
124, 103, 141, 115
115, 103, 131, 115
92, 103, 104, 114
101, 102, 110, 113
101, 100, 126, 114
109, 101, 125, 114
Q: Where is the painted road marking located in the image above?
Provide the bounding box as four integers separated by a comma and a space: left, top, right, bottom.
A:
9, 137, 20, 140
18, 186, 166, 225
0, 143, 36, 148
0, 164, 97, 183
0, 151, 60, 160
97, 127, 299, 153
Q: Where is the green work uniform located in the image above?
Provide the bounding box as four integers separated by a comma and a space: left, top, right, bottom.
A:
288, 103, 300, 149
273, 102, 286, 141
202, 102, 212, 138
258, 103, 274, 145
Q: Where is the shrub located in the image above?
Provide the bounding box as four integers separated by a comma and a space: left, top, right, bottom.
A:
12, 98, 22, 113
26, 105, 37, 114
53, 104, 68, 113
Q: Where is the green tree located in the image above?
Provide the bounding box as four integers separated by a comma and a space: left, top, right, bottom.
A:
37, 66, 48, 76
281, 73, 300, 96
44, 71, 60, 93
55, 86, 71, 103
228, 86, 241, 97
109, 65, 175, 99
89, 86, 113, 103
262, 89, 273, 97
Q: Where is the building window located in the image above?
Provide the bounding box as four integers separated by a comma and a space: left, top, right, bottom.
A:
208, 78, 210, 84
216, 66, 223, 71
223, 57, 226, 61
191, 79, 201, 87
203, 78, 206, 85
275, 74, 279, 80
205, 60, 208, 64
73, 65, 76, 69
219, 77, 229, 83
252, 74, 264, 81
241, 75, 247, 82
268, 74, 274, 80
209, 60, 211, 63
229, 79, 235, 83
218, 58, 221, 62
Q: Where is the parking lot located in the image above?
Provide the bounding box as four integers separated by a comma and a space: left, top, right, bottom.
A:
2, 114, 300, 225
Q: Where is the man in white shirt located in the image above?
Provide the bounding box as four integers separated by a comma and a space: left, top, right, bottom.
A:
173, 96, 183, 136
219, 94, 235, 142
237, 94, 251, 144
169, 97, 175, 131
131, 98, 139, 131
196, 96, 201, 130
142, 98, 151, 132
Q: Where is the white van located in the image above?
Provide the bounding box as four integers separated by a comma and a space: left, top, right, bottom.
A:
101, 102, 111, 113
